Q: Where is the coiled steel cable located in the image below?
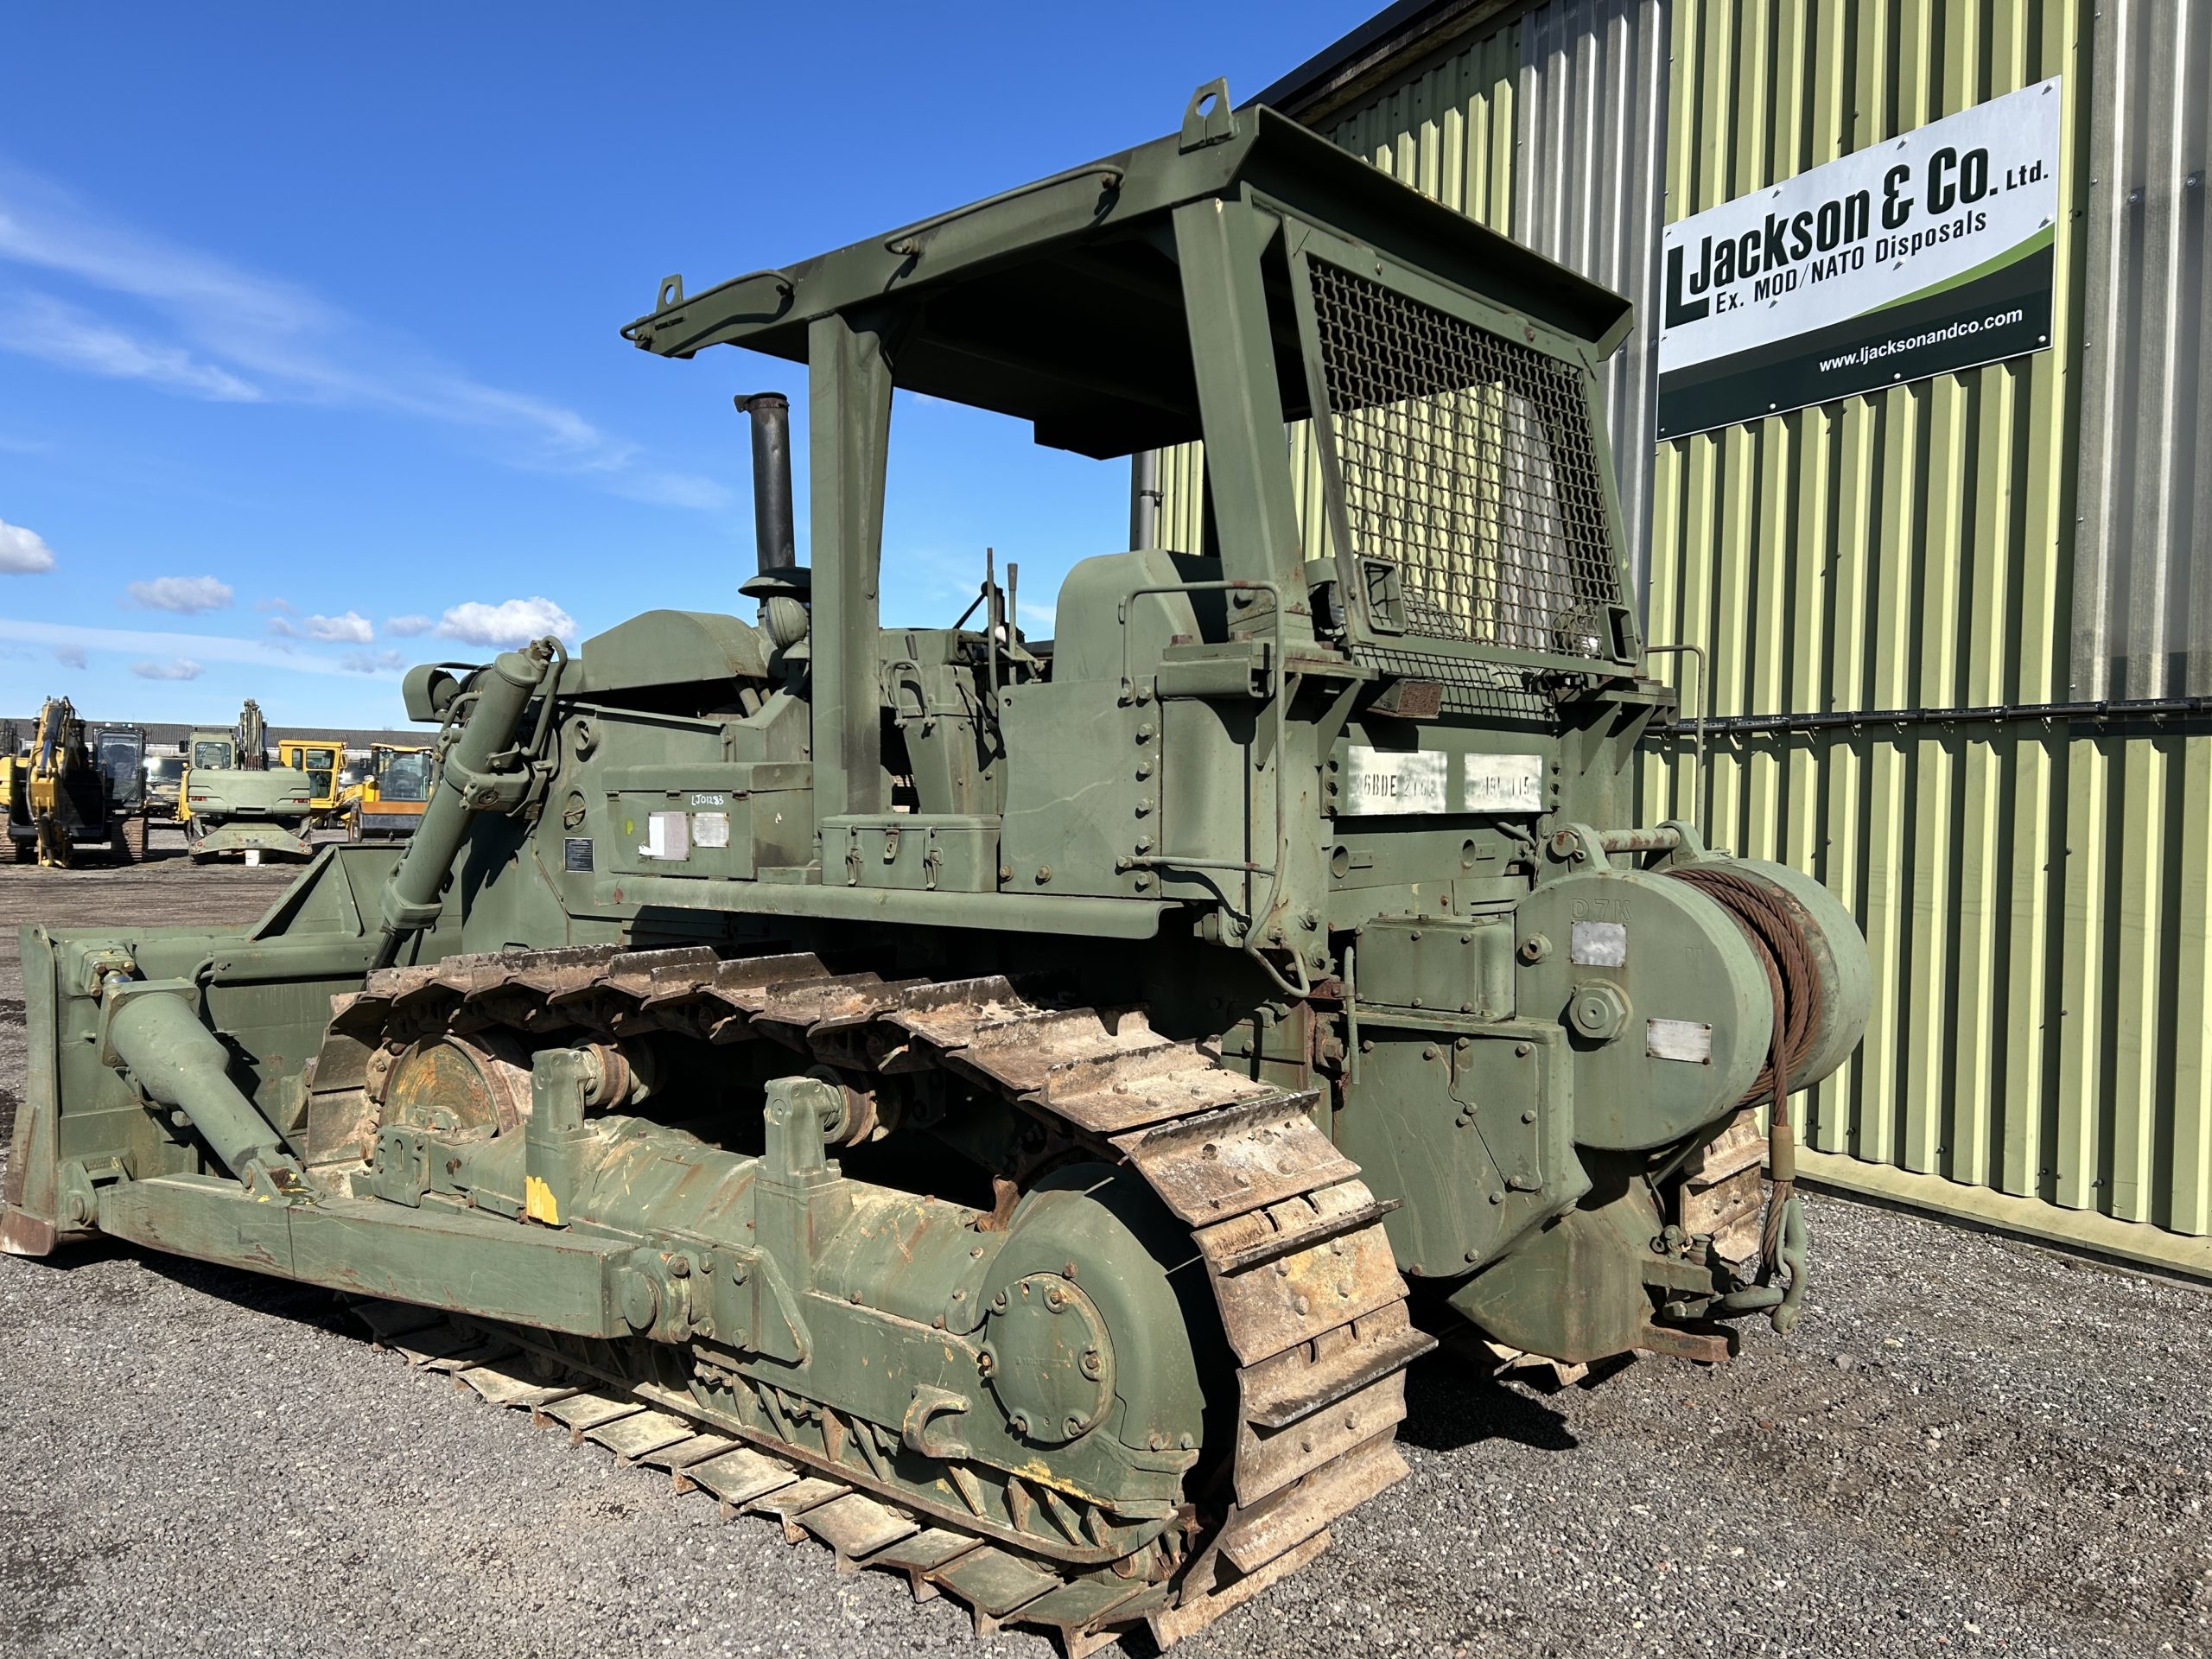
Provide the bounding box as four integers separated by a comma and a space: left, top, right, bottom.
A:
1663, 866, 1825, 1277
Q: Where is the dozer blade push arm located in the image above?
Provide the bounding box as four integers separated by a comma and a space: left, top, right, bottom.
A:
97, 973, 307, 1200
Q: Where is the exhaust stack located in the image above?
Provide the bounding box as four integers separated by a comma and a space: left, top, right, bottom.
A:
740, 392, 796, 574
737, 392, 810, 652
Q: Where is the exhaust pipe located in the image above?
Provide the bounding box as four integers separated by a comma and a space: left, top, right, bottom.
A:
737, 392, 810, 651
739, 392, 796, 575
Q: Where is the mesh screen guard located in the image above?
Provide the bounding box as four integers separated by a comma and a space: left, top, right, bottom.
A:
1308, 260, 1626, 661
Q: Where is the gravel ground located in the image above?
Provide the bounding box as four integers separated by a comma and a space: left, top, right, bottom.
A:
2, 843, 2207, 1658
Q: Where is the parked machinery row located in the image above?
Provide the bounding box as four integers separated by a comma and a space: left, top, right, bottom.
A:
3, 701, 433, 867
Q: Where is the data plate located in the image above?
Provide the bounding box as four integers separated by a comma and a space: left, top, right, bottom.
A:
1646, 1017, 1714, 1064
1570, 919, 1627, 966
1462, 753, 1545, 812
639, 810, 690, 861
1343, 747, 1447, 815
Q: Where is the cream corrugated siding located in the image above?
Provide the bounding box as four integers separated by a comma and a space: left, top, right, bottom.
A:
2072, 0, 2212, 699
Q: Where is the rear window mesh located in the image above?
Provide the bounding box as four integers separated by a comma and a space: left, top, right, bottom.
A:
1309, 260, 1624, 658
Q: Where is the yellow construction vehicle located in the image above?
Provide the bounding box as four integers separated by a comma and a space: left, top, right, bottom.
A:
0, 721, 22, 857
276, 737, 347, 827
4, 697, 143, 866
335, 741, 433, 841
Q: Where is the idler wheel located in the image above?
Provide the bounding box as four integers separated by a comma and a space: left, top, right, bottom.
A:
970, 1164, 1216, 1468
382, 1032, 532, 1136
979, 1273, 1116, 1446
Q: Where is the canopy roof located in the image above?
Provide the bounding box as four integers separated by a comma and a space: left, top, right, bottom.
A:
624, 92, 1630, 459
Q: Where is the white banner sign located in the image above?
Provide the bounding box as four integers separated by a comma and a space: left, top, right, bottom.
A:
1657, 78, 2061, 436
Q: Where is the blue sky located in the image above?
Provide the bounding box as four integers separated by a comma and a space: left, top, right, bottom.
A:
0, 3, 1352, 728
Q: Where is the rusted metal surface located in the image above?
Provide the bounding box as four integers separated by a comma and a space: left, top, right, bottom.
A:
1112, 1094, 1358, 1224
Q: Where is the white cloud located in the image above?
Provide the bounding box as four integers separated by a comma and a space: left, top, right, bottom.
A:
130, 656, 203, 680
340, 648, 405, 675
0, 292, 261, 401
385, 613, 432, 637
126, 574, 232, 613
54, 643, 85, 669
0, 617, 371, 678
0, 518, 56, 573
0, 163, 728, 508
299, 609, 373, 643
436, 596, 576, 647
256, 595, 295, 613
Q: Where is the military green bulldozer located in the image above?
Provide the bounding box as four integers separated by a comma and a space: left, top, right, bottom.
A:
3, 83, 1868, 1652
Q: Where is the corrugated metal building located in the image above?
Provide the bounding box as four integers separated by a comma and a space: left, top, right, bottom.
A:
1158, 0, 2209, 1276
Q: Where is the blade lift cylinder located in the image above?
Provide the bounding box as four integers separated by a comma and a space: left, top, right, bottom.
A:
373, 644, 556, 969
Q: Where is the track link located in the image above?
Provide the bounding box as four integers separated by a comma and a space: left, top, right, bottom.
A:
330, 943, 1436, 1652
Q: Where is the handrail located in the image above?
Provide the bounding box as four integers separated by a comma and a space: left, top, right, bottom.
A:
885, 164, 1126, 257
1643, 642, 1706, 810
1646, 691, 2212, 740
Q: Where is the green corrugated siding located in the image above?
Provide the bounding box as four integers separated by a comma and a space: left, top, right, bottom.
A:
1642, 0, 2212, 1255
1163, 0, 2209, 1271
1658, 724, 2212, 1243
1325, 22, 1522, 225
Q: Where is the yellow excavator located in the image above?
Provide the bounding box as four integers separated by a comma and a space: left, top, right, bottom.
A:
4, 697, 144, 866
276, 736, 348, 829
0, 721, 22, 856
334, 741, 433, 841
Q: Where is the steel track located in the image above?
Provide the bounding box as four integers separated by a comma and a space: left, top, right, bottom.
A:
327, 943, 1437, 1653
